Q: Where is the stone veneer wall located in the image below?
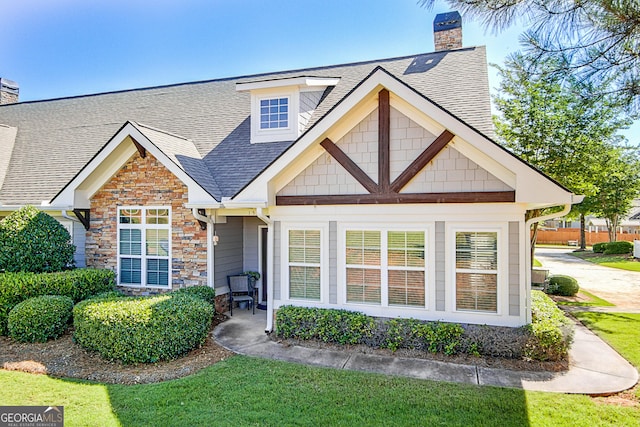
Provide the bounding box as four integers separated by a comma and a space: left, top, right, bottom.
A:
86, 151, 208, 293
434, 27, 462, 51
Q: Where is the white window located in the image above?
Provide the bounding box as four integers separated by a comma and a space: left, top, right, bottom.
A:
260, 97, 289, 129
118, 207, 171, 288
346, 230, 381, 304
455, 231, 498, 312
345, 229, 426, 307
387, 231, 426, 307
288, 229, 321, 301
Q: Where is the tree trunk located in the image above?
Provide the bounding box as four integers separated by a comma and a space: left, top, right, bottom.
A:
531, 221, 539, 263
579, 213, 586, 250
606, 216, 619, 242
526, 209, 542, 264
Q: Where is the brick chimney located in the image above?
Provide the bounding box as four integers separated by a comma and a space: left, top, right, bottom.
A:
433, 11, 462, 51
0, 78, 19, 105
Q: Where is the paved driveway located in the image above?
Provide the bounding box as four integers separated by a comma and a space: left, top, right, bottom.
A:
535, 248, 640, 310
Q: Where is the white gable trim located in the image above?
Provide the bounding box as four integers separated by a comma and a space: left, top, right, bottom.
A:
233, 68, 576, 209
50, 122, 219, 208
236, 76, 340, 92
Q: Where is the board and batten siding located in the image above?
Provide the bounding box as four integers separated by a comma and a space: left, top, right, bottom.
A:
214, 216, 244, 291
72, 220, 86, 268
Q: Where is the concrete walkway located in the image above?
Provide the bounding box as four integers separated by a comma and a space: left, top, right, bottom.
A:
214, 309, 638, 395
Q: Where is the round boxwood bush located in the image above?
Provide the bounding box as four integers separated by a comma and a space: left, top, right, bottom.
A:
546, 274, 580, 296
8, 295, 74, 342
0, 205, 75, 273
73, 293, 213, 363
172, 285, 216, 308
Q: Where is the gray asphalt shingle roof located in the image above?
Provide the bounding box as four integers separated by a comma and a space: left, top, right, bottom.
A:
0, 46, 493, 205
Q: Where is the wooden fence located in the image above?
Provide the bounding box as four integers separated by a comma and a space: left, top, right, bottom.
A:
535, 228, 639, 246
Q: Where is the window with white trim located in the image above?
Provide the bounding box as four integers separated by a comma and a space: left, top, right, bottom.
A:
260, 97, 289, 129
388, 231, 426, 307
455, 231, 498, 312
346, 230, 381, 304
118, 207, 171, 288
288, 229, 321, 300
345, 230, 426, 307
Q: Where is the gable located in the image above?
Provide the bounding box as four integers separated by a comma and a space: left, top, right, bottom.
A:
236, 68, 576, 210
277, 107, 512, 198
50, 122, 220, 208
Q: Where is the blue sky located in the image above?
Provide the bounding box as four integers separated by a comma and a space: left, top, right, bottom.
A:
1, 0, 636, 140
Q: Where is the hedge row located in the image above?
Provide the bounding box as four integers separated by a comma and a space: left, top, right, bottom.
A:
0, 269, 115, 335
593, 241, 633, 255
73, 293, 213, 364
276, 293, 573, 362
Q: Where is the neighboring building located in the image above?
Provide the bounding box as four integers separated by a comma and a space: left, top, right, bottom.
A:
0, 14, 579, 329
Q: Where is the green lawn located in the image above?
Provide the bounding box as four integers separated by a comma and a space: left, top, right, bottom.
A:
556, 289, 615, 307
570, 251, 640, 272
1, 355, 638, 426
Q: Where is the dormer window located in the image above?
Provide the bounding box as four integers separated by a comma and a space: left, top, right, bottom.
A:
260, 97, 289, 129
237, 76, 340, 144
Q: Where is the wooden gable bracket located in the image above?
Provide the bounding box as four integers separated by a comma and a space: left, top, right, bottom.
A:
131, 136, 147, 158
276, 88, 515, 206
72, 209, 91, 231
196, 209, 208, 230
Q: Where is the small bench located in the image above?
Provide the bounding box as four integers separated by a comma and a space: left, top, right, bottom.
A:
567, 240, 578, 246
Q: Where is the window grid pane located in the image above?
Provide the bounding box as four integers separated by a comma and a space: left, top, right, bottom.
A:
388, 270, 425, 307
288, 229, 321, 301
147, 259, 169, 287
119, 229, 142, 256
455, 232, 498, 312
119, 208, 141, 224
346, 231, 381, 304
120, 258, 141, 284
146, 229, 169, 256
260, 97, 289, 129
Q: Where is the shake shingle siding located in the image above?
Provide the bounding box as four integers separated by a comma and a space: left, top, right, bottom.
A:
0, 47, 492, 205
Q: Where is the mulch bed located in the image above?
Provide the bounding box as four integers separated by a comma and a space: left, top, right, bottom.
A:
0, 314, 234, 385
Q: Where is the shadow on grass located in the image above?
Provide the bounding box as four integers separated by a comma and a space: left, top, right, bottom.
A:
102, 356, 531, 426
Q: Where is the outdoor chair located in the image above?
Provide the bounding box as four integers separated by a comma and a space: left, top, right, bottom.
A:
227, 274, 254, 316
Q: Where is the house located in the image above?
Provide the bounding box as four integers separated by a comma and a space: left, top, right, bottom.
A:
0, 13, 580, 329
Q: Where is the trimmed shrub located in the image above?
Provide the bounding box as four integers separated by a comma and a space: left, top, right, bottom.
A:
86, 290, 127, 301
525, 290, 574, 361
73, 293, 214, 363
276, 306, 375, 345
276, 304, 572, 362
8, 295, 74, 342
460, 324, 530, 358
603, 241, 633, 255
592, 242, 608, 253
172, 286, 216, 308
0, 269, 115, 335
0, 205, 75, 273
382, 318, 464, 355
546, 275, 580, 296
